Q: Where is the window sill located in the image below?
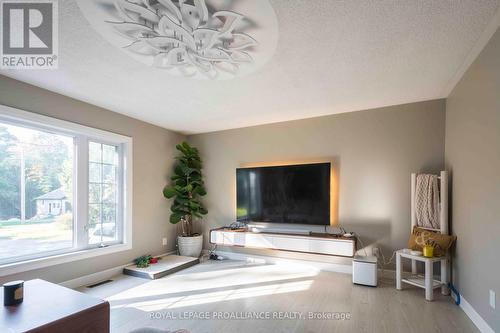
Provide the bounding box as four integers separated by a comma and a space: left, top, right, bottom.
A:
0, 243, 132, 277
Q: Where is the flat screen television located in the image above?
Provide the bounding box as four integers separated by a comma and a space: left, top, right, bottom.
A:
236, 163, 330, 225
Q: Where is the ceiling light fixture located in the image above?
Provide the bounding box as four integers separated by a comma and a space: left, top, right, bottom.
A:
107, 0, 258, 79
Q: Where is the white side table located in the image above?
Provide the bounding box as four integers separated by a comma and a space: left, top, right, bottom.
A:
396, 249, 449, 301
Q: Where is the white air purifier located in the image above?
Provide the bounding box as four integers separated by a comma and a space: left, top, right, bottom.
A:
352, 255, 378, 287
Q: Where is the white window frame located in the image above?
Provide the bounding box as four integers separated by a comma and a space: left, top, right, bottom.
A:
0, 104, 133, 276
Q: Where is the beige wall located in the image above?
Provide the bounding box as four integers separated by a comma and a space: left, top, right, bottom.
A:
188, 100, 445, 264
445, 28, 500, 331
0, 75, 185, 284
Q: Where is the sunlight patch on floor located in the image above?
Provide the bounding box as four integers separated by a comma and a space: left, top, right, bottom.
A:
120, 279, 314, 311
106, 262, 319, 303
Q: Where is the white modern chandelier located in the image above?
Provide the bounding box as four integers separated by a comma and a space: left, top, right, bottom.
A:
107, 0, 258, 79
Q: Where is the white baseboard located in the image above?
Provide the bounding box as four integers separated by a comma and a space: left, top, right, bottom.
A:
457, 296, 495, 333
59, 264, 129, 289
60, 251, 175, 289
213, 250, 353, 274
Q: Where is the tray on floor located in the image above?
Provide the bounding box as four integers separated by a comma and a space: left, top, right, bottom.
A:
123, 255, 199, 280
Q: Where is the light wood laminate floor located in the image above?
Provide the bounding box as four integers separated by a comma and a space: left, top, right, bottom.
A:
79, 259, 477, 333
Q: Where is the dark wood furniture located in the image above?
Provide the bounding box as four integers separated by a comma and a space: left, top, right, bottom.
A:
1, 279, 109, 333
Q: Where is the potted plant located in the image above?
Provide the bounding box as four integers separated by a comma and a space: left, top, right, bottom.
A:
163, 142, 207, 257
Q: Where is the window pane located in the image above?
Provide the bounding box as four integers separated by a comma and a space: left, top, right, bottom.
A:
89, 142, 101, 163
89, 162, 101, 183
89, 224, 102, 244
0, 123, 74, 264
102, 144, 117, 164
88, 203, 102, 245
88, 141, 119, 246
102, 184, 116, 203
88, 204, 101, 226
102, 204, 116, 224
89, 183, 101, 204
102, 164, 115, 184
102, 204, 117, 242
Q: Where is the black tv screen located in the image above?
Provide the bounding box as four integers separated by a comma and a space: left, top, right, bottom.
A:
236, 163, 330, 225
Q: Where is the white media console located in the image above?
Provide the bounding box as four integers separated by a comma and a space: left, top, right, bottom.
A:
209, 228, 356, 257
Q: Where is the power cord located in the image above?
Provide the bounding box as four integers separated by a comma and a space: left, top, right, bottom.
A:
353, 232, 368, 257
378, 249, 396, 267
354, 233, 397, 278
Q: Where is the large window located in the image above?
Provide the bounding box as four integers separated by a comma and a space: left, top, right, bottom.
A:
0, 106, 132, 269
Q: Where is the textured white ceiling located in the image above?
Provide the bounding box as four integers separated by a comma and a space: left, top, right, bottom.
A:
1, 0, 500, 134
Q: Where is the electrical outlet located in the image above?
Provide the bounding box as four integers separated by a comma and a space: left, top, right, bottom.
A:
490, 290, 496, 309
373, 247, 380, 257
162, 237, 168, 246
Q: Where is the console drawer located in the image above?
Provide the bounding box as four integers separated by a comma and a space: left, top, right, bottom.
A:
272, 236, 309, 252
240, 233, 275, 248
309, 239, 354, 256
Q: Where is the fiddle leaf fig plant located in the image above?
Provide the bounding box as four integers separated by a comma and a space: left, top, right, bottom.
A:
163, 141, 207, 236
